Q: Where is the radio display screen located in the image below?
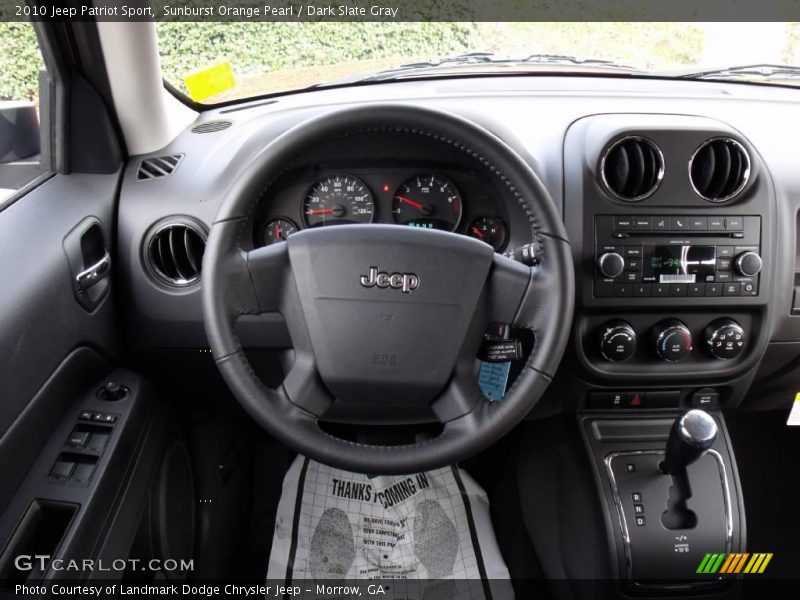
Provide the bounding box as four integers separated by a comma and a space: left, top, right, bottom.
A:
643, 245, 716, 284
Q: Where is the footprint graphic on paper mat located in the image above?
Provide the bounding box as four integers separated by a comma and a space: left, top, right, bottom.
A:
413, 499, 459, 577
309, 508, 356, 579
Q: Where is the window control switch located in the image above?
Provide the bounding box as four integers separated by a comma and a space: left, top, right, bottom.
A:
67, 430, 90, 449
71, 462, 96, 483
50, 461, 75, 480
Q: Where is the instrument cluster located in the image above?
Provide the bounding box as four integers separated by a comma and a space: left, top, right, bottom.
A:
257, 169, 509, 251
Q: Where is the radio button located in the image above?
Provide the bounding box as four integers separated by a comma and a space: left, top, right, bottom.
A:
670, 284, 688, 297
725, 216, 743, 230
715, 271, 732, 282
625, 258, 642, 271
633, 283, 651, 297
708, 217, 725, 231
597, 252, 626, 278
688, 216, 708, 231
653, 283, 670, 297
735, 251, 763, 277
670, 216, 689, 230
614, 284, 633, 297
688, 283, 705, 297
716, 258, 732, 271
632, 216, 652, 230
614, 216, 633, 231
653, 216, 669, 230
623, 272, 638, 282
723, 283, 741, 296
717, 246, 734, 258
624, 246, 643, 258
706, 283, 723, 296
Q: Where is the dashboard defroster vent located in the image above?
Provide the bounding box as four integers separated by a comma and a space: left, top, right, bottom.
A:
191, 120, 233, 134
145, 220, 206, 287
600, 136, 664, 201
689, 138, 751, 202
137, 154, 183, 181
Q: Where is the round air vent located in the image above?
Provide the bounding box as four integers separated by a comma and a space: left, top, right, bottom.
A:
600, 136, 664, 201
689, 138, 751, 202
145, 219, 207, 287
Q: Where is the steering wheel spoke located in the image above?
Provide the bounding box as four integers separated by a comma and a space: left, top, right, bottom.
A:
282, 351, 335, 417
246, 243, 292, 313
430, 360, 487, 423
486, 253, 534, 326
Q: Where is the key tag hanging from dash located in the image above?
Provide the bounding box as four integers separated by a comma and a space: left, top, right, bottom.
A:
787, 393, 800, 426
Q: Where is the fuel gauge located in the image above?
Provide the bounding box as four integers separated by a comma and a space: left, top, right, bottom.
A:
467, 216, 507, 251
262, 218, 298, 245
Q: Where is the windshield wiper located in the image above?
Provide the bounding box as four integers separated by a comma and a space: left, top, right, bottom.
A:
316, 53, 640, 86
679, 64, 800, 82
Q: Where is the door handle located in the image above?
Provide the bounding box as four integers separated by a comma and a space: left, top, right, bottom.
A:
75, 250, 110, 291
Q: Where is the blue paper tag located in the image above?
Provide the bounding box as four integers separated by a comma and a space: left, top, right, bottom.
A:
478, 361, 511, 401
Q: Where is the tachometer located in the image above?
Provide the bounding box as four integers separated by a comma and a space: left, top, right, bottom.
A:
303, 174, 374, 227
392, 174, 462, 231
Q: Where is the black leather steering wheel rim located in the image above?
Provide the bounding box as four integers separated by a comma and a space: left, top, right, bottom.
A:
202, 104, 574, 474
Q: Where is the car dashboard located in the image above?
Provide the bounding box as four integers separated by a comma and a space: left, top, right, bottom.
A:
117, 75, 800, 415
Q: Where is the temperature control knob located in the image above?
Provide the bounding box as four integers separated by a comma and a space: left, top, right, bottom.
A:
704, 318, 746, 360
652, 319, 692, 362
735, 251, 762, 277
597, 252, 625, 278
599, 320, 637, 362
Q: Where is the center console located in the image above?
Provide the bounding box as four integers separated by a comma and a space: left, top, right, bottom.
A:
561, 113, 775, 594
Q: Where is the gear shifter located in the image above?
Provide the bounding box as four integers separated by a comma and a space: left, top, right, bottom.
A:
663, 409, 718, 474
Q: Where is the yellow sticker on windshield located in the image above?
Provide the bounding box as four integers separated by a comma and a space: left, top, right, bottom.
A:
183, 61, 236, 102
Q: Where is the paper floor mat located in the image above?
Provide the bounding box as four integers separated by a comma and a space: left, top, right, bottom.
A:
267, 457, 512, 599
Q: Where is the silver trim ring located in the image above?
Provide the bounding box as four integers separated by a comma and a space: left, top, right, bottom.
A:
688, 137, 751, 203
144, 219, 208, 288
599, 135, 665, 202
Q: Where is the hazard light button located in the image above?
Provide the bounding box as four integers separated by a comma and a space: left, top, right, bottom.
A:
624, 391, 645, 408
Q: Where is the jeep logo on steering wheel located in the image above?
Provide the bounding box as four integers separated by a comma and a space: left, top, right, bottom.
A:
359, 267, 419, 293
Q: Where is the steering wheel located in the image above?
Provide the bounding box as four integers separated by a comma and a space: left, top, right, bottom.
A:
202, 105, 574, 474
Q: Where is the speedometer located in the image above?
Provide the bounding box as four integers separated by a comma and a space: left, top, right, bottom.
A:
392, 174, 462, 231
303, 174, 375, 227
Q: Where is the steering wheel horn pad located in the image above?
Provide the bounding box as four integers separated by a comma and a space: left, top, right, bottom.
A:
202, 104, 574, 474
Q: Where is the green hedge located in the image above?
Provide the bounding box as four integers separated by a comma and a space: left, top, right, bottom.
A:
156, 22, 477, 91
0, 23, 43, 101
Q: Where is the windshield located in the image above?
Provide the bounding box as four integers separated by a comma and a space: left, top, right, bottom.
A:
158, 22, 800, 103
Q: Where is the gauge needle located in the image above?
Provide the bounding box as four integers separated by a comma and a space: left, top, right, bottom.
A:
306, 208, 335, 215
395, 195, 434, 216
276, 224, 283, 239
471, 226, 485, 239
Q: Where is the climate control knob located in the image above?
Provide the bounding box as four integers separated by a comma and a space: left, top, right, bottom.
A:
597, 252, 625, 278
704, 319, 746, 360
599, 320, 637, 362
652, 319, 692, 362
735, 251, 762, 277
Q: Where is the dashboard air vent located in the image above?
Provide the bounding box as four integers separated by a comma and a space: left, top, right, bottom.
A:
191, 120, 233, 134
689, 138, 750, 202
137, 154, 183, 181
600, 136, 664, 201
146, 221, 206, 286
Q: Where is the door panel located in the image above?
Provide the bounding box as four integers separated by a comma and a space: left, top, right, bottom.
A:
0, 170, 121, 510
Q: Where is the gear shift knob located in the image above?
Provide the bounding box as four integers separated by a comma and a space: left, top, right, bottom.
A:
663, 409, 718, 474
